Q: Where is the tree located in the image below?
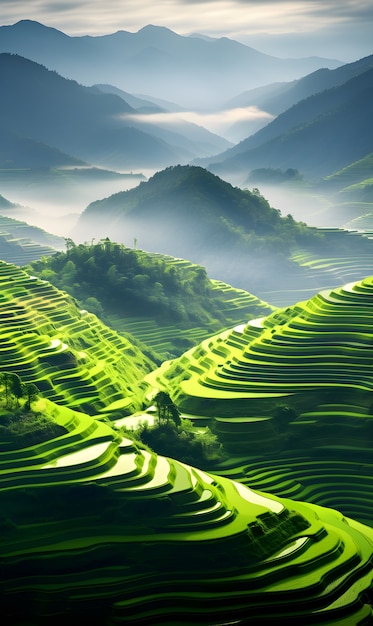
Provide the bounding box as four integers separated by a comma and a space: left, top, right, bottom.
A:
11, 373, 23, 407
168, 403, 181, 427
154, 391, 170, 424
2, 372, 23, 409
24, 383, 39, 410
154, 391, 180, 425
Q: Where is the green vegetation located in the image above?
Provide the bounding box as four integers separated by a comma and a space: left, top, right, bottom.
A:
0, 260, 156, 416
0, 372, 65, 448
0, 397, 372, 625
28, 239, 274, 357
81, 165, 317, 254
245, 167, 305, 186
130, 394, 224, 465
147, 275, 373, 528
0, 255, 372, 623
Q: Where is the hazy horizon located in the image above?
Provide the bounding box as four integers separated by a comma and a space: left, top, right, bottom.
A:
1, 0, 372, 62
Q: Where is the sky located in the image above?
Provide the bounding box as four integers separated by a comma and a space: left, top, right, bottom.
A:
0, 0, 372, 62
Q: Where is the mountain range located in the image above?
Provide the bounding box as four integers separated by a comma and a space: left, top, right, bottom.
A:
1, 17, 373, 626
0, 20, 341, 108
206, 60, 373, 181
0, 53, 229, 171
75, 165, 373, 302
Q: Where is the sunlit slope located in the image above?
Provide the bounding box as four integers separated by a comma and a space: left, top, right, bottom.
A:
148, 276, 373, 526
0, 262, 154, 414
151, 275, 373, 410
1, 401, 372, 625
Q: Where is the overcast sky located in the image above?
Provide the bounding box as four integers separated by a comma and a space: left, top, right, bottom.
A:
1, 0, 372, 61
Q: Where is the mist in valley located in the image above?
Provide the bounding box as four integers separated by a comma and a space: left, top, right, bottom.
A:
0, 14, 371, 305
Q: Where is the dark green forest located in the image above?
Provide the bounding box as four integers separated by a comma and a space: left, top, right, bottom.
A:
82, 165, 318, 254
28, 239, 265, 329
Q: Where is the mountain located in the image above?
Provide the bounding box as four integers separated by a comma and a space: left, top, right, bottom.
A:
94, 84, 167, 113
75, 165, 373, 302
93, 83, 231, 155
0, 127, 86, 169
0, 54, 228, 171
75, 165, 322, 291
207, 66, 373, 181
226, 54, 373, 116
0, 20, 342, 108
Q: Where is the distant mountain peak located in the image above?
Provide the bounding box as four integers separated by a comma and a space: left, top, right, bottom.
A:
10, 19, 67, 38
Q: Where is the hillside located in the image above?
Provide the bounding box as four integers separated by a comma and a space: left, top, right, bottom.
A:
76, 165, 373, 304
0, 261, 155, 415
151, 275, 373, 414
0, 250, 372, 623
0, 20, 341, 108
1, 394, 372, 625
75, 165, 321, 292
0, 126, 86, 169
146, 275, 373, 525
227, 54, 373, 116
27, 241, 275, 358
0, 214, 65, 264
208, 66, 373, 181
0, 54, 228, 171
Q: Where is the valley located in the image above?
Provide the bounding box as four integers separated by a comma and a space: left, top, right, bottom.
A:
0, 13, 372, 625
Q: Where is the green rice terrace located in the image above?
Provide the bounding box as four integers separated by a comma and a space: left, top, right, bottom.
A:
0, 261, 155, 416
148, 275, 373, 530
0, 397, 372, 625
0, 260, 373, 623
0, 214, 65, 265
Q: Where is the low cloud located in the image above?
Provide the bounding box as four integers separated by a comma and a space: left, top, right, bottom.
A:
124, 107, 274, 139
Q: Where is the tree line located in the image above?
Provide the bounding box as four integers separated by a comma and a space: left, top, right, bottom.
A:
27, 239, 228, 328
0, 372, 39, 411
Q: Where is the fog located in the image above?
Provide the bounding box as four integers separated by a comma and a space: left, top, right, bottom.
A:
238, 184, 338, 228
124, 106, 274, 143
0, 169, 148, 238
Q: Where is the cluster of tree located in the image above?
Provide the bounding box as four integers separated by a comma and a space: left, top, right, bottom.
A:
0, 373, 67, 449
126, 391, 224, 466
153, 391, 181, 426
137, 420, 224, 467
27, 239, 228, 327
0, 372, 39, 411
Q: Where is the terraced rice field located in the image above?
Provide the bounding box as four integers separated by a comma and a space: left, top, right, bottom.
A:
0, 261, 154, 414
148, 275, 373, 530
106, 253, 274, 356
153, 276, 373, 403
1, 400, 372, 625
0, 215, 65, 265
262, 227, 373, 306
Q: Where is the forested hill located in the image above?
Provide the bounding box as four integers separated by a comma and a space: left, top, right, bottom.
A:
75, 165, 322, 293
79, 165, 312, 247
27, 240, 274, 356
